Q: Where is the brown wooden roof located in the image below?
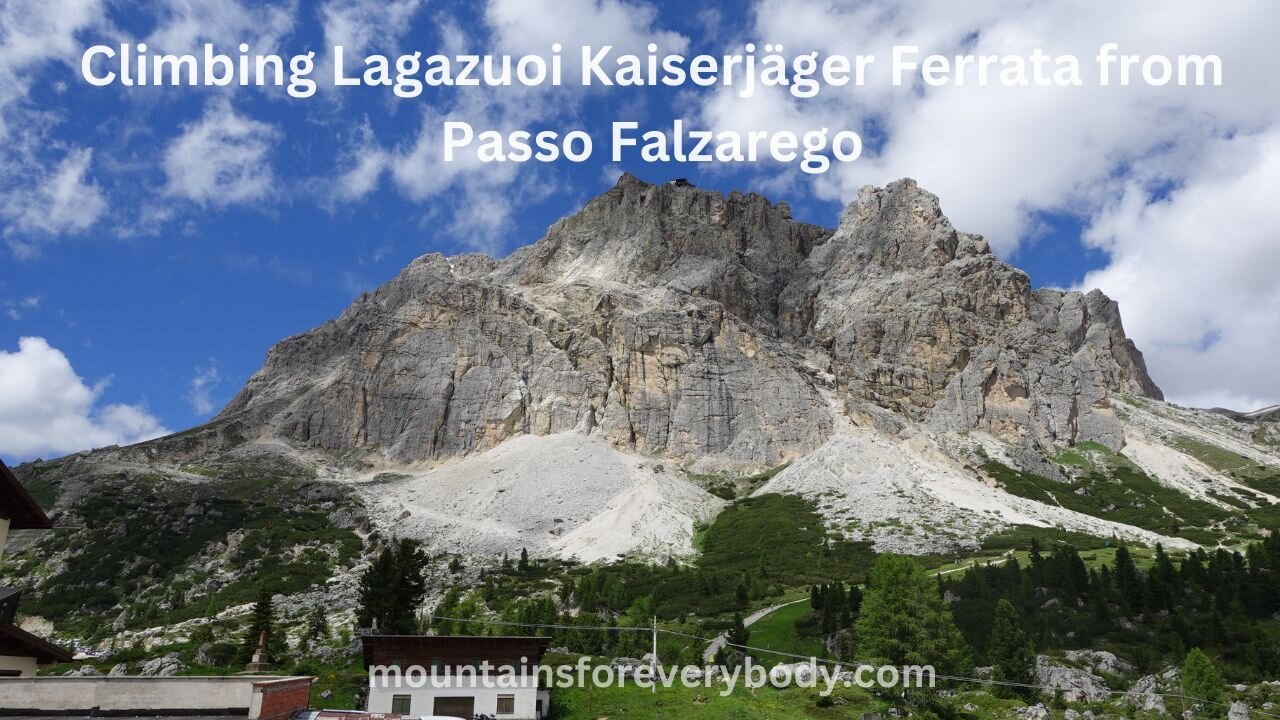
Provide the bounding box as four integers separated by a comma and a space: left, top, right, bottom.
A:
360, 634, 551, 668
0, 459, 53, 530
0, 621, 73, 664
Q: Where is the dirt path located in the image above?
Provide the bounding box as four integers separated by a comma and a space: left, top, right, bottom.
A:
701, 596, 809, 663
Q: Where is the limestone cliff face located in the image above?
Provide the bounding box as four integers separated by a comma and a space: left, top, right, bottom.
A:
220, 175, 1160, 467
786, 180, 1162, 450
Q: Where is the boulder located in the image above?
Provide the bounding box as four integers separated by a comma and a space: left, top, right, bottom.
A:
1016, 704, 1051, 720
139, 653, 184, 677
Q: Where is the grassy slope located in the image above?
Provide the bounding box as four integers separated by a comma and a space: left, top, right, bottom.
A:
747, 600, 826, 660
982, 449, 1234, 543
1171, 435, 1280, 496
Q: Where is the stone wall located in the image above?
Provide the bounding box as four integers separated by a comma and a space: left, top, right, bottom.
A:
0, 675, 312, 716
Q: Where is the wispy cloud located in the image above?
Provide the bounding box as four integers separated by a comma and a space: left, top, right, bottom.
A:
3, 294, 41, 320
163, 99, 280, 207
185, 360, 221, 416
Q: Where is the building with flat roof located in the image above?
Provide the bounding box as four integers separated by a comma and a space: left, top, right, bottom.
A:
361, 635, 552, 719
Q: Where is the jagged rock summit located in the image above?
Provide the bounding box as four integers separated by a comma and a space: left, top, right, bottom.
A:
220, 174, 1160, 469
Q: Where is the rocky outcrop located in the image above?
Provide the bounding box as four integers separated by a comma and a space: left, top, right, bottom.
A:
1064, 649, 1133, 676
1125, 674, 1168, 713
1036, 654, 1111, 702
219, 175, 1160, 468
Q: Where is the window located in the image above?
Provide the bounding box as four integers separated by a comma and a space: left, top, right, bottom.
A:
391, 695, 412, 715
496, 694, 515, 715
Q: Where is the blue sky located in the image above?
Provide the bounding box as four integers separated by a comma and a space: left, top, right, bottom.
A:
2, 0, 1276, 462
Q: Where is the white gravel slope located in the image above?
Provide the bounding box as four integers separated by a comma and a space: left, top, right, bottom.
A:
354, 432, 723, 561
1118, 400, 1280, 504
754, 427, 1196, 554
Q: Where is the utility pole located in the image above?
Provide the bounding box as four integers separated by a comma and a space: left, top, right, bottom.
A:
651, 615, 658, 693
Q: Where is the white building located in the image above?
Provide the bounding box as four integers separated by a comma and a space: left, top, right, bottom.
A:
361, 635, 551, 719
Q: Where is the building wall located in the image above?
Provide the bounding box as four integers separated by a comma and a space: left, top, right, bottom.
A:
368, 677, 544, 719
248, 677, 315, 720
0, 675, 309, 713
0, 653, 38, 677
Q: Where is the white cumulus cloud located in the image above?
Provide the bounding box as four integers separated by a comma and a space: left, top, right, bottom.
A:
1079, 128, 1280, 411
0, 337, 169, 459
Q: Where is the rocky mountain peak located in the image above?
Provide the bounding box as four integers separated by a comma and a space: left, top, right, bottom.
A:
835, 178, 993, 271
493, 173, 829, 328
216, 176, 1162, 468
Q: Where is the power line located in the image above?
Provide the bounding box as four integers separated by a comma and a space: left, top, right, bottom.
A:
422, 614, 1273, 717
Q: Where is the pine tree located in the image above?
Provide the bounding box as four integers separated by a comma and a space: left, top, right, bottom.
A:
727, 613, 750, 647
723, 612, 751, 668
988, 599, 1037, 701
518, 547, 530, 573
854, 554, 971, 672
356, 538, 428, 634
1146, 543, 1178, 613
1027, 537, 1046, 586
305, 605, 329, 644
1113, 546, 1144, 613
240, 584, 286, 666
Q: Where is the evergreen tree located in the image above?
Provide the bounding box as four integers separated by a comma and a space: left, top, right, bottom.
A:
1028, 537, 1045, 587
727, 613, 750, 647
988, 599, 1037, 701
305, 605, 329, 644
518, 547, 530, 573
356, 538, 428, 634
1114, 546, 1144, 612
723, 613, 751, 668
854, 554, 970, 672
240, 584, 286, 666
1181, 647, 1224, 706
